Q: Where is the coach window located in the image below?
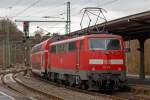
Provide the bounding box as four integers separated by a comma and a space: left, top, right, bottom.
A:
37, 45, 42, 52
51, 45, 56, 53
69, 42, 76, 51
34, 46, 38, 53
34, 47, 37, 53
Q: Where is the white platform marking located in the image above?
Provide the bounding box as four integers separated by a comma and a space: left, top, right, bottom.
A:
0, 91, 15, 100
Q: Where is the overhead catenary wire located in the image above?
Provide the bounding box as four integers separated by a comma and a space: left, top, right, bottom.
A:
25, 3, 66, 18
97, 0, 119, 7
71, 0, 119, 17
13, 0, 119, 35
7, 0, 24, 9
13, 0, 42, 18
15, 15, 64, 20
71, 0, 118, 32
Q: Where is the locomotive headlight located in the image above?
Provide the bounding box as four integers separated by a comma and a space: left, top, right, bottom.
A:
118, 67, 121, 71
92, 67, 95, 71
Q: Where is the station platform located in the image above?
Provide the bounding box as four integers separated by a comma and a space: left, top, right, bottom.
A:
127, 74, 150, 85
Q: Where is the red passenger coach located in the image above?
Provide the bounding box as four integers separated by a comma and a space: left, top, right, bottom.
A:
47, 34, 126, 90
31, 39, 52, 76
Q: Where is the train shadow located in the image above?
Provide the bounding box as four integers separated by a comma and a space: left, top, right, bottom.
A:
90, 85, 131, 95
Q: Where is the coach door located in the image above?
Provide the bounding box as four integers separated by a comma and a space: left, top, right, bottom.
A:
41, 51, 45, 73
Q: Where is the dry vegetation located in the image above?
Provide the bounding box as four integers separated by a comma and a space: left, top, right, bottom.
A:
0, 19, 50, 67
0, 19, 24, 66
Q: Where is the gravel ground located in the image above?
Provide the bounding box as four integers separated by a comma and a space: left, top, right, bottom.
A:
16, 73, 113, 100
0, 64, 26, 74
0, 75, 23, 98
4, 74, 52, 100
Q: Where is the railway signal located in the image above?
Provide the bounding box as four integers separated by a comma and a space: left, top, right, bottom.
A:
23, 21, 29, 37
23, 21, 30, 75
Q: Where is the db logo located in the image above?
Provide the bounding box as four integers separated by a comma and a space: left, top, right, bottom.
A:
102, 66, 111, 69
104, 60, 110, 64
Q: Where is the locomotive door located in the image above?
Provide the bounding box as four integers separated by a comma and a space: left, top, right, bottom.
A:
76, 41, 80, 73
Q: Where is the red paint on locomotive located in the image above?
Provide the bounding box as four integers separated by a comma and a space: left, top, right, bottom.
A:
49, 34, 125, 72
31, 33, 127, 89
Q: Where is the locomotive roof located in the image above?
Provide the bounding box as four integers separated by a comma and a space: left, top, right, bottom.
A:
50, 34, 122, 46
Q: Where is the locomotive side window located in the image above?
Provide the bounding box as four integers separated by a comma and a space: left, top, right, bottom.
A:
51, 45, 56, 53
69, 42, 76, 51
55, 43, 68, 53
63, 43, 68, 52
89, 38, 121, 50
57, 44, 63, 53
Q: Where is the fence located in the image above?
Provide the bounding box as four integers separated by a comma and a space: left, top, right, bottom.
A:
0, 40, 25, 68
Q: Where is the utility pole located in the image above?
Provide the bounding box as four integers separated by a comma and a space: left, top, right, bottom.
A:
15, 2, 71, 72
66, 1, 71, 34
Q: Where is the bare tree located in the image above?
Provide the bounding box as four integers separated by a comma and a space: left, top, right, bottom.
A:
34, 29, 44, 44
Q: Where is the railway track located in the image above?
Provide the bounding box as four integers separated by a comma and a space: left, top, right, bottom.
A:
29, 74, 145, 100
15, 72, 124, 100
13, 74, 63, 100
1, 70, 149, 100
0, 70, 63, 100
31, 73, 150, 100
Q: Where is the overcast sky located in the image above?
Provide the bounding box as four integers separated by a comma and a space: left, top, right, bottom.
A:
0, 0, 150, 35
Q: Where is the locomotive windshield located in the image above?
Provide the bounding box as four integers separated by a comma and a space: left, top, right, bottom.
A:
89, 38, 121, 50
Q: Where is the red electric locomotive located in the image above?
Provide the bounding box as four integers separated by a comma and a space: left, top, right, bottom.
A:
31, 33, 126, 90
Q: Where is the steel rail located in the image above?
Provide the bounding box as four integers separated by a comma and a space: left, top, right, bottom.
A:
13, 73, 64, 100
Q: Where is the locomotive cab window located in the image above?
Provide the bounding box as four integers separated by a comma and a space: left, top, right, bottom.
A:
89, 38, 121, 50
50, 45, 56, 53
106, 39, 121, 50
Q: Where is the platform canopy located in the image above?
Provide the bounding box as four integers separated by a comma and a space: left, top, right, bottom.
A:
71, 10, 150, 41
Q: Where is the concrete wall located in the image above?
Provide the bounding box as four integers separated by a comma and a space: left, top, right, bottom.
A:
126, 39, 150, 75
